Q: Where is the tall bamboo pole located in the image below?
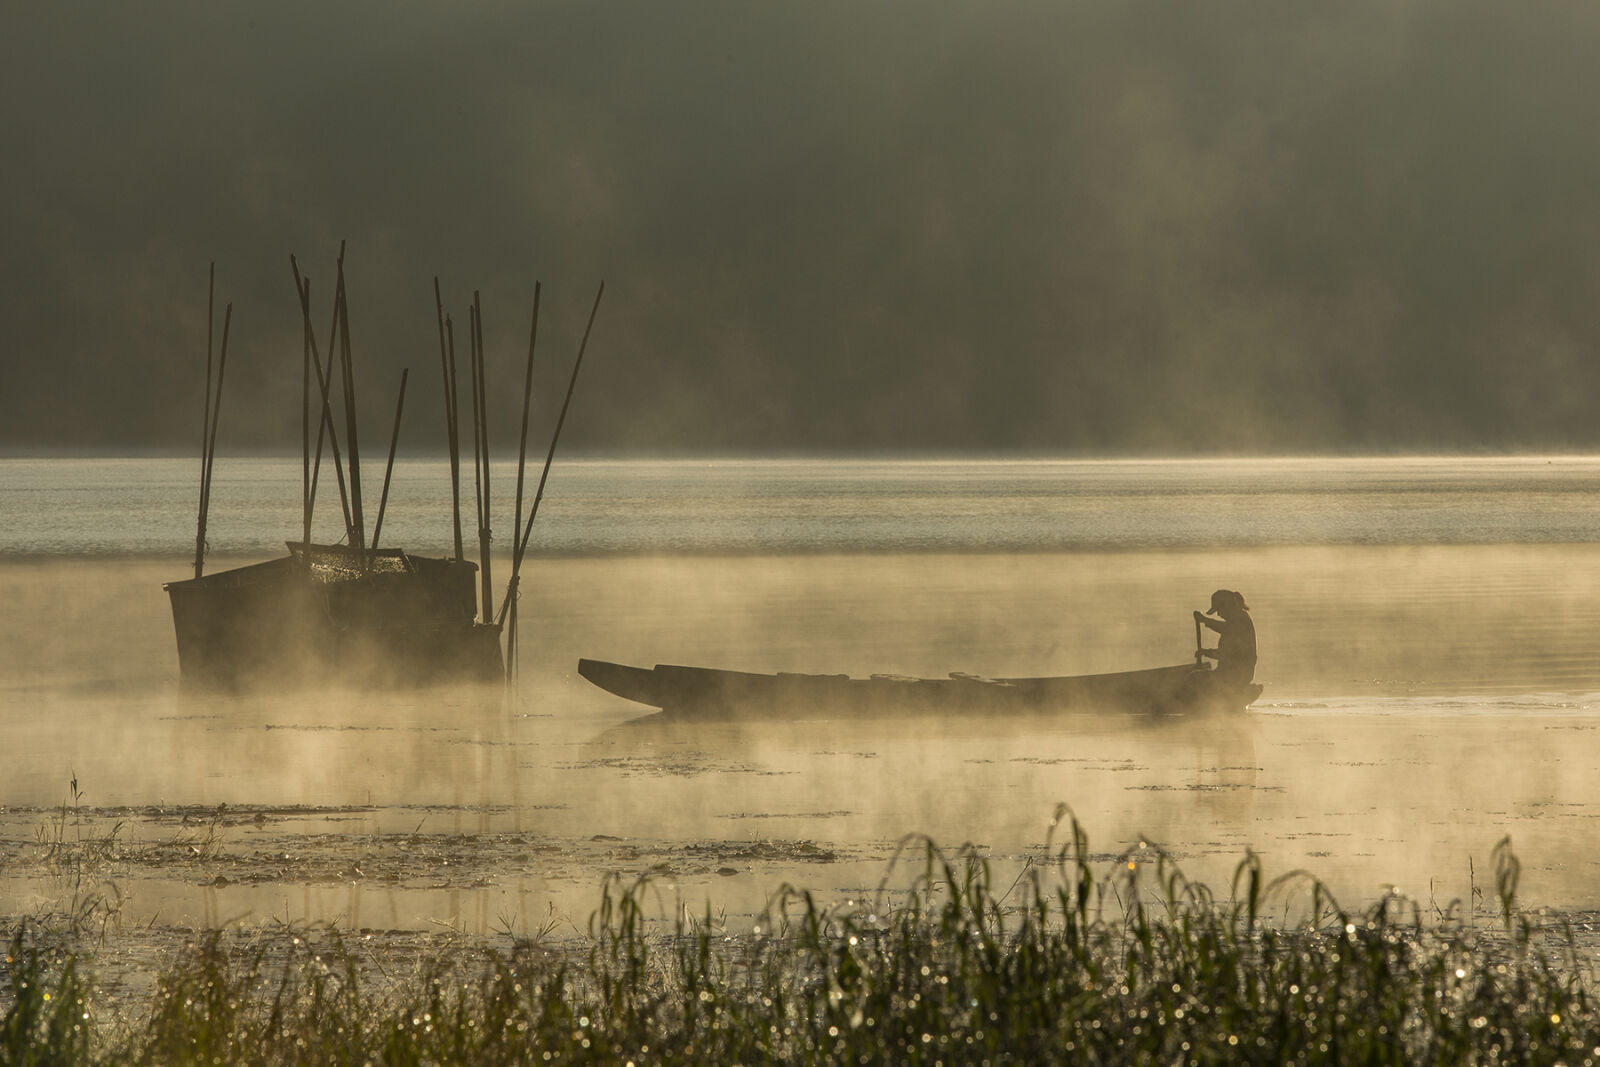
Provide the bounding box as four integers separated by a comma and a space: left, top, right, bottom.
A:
498, 281, 603, 628
467, 308, 481, 569
512, 281, 604, 567
317, 261, 344, 532
503, 283, 542, 681
335, 254, 366, 554
290, 257, 353, 544
301, 273, 311, 544
195, 303, 232, 580
470, 293, 493, 623
192, 264, 216, 580
204, 305, 232, 492
435, 279, 464, 563
370, 368, 409, 552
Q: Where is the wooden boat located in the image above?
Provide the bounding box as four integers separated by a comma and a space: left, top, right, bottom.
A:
166, 542, 503, 689
578, 658, 1263, 720
167, 256, 599, 691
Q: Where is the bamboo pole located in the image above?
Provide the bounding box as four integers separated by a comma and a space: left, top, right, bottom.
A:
497, 280, 603, 625
370, 368, 409, 552
194, 303, 232, 580
470, 293, 493, 623
290, 257, 353, 545
335, 254, 367, 554
510, 286, 541, 598
317, 261, 344, 534
301, 272, 311, 544
192, 264, 216, 580
435, 279, 464, 563
202, 304, 233, 509
513, 281, 603, 566
299, 276, 318, 543
504, 283, 542, 681
446, 316, 466, 563
467, 307, 481, 567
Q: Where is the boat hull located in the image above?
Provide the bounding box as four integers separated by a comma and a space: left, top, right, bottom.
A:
167, 545, 503, 690
578, 659, 1262, 720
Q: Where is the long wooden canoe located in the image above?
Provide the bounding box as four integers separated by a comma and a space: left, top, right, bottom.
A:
578, 658, 1263, 720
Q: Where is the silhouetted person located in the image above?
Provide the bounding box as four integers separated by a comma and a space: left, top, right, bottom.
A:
1195, 589, 1256, 686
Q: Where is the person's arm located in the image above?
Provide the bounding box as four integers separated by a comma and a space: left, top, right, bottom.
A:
1194, 610, 1223, 634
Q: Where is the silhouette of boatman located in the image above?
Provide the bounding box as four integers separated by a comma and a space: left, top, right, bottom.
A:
1194, 589, 1257, 686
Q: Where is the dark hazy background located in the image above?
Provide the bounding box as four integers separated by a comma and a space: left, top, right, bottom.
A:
6, 2, 1600, 455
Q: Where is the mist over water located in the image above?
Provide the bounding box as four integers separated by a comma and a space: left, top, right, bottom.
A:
3, 455, 1600, 935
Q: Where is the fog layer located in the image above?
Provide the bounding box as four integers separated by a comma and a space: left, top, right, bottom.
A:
7, 2, 1600, 453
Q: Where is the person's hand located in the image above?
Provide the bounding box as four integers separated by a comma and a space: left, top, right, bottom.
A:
1193, 610, 1206, 623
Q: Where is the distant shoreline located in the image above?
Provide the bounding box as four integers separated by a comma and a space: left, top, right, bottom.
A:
4, 448, 1600, 462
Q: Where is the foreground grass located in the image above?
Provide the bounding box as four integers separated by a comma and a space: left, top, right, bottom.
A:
7, 809, 1600, 1065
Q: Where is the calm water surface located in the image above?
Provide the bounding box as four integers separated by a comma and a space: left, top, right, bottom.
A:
2, 455, 1599, 935
3, 454, 1599, 555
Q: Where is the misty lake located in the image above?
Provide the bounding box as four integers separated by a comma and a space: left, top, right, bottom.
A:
3, 455, 1600, 954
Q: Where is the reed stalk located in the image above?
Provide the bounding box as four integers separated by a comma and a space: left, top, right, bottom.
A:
9, 825, 1595, 1065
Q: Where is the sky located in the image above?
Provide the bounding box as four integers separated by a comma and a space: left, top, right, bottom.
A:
5, 1, 1600, 456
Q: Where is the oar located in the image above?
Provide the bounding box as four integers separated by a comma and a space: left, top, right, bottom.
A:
1194, 612, 1205, 665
